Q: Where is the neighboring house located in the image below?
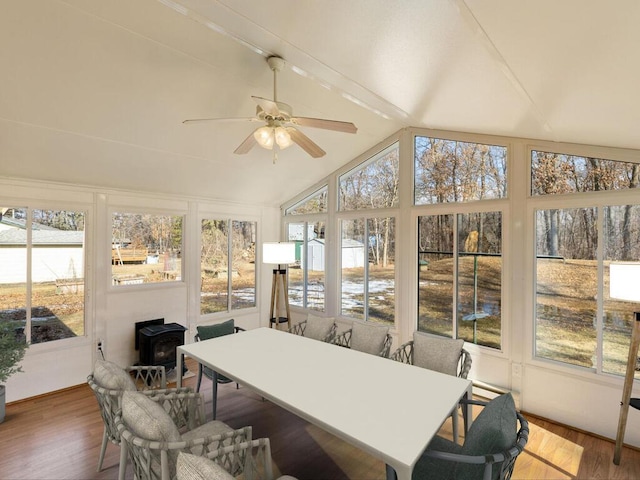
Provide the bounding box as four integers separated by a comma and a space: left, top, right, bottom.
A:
0, 217, 84, 284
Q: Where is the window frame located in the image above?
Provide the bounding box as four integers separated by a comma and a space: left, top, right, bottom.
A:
411, 131, 511, 354
527, 142, 640, 379
198, 215, 258, 319
108, 207, 186, 291
0, 202, 91, 350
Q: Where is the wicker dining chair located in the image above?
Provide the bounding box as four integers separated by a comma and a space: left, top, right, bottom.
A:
88, 360, 190, 480
390, 331, 472, 443
412, 394, 529, 480
177, 439, 299, 480
194, 319, 245, 419
288, 314, 337, 343
115, 390, 247, 480
335, 320, 393, 357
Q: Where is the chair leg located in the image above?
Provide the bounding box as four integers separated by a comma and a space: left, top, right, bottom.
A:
117, 442, 127, 480
97, 429, 108, 471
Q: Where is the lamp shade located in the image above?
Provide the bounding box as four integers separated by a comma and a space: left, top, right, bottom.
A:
610, 262, 640, 302
262, 242, 296, 265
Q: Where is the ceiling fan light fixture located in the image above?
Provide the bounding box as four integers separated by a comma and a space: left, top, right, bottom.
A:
254, 125, 274, 149
274, 126, 293, 149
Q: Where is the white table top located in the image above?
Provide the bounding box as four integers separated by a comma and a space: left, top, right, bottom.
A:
177, 327, 471, 480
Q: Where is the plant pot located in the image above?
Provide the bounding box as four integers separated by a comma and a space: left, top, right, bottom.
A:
0, 384, 5, 423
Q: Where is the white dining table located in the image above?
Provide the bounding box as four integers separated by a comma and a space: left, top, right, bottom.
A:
176, 327, 472, 480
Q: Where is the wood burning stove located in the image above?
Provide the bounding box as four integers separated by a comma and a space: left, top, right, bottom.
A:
138, 322, 187, 370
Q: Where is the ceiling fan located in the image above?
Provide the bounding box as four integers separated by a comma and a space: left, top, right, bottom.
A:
183, 55, 357, 161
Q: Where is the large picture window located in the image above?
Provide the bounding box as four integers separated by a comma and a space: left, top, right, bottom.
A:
532, 148, 640, 379
418, 212, 502, 348
0, 207, 85, 345
200, 219, 256, 315
340, 217, 395, 325
112, 212, 183, 286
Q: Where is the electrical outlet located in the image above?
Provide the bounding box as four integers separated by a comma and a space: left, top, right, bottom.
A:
97, 339, 104, 351
512, 363, 522, 378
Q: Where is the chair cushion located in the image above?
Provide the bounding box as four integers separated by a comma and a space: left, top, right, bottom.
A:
197, 319, 235, 341
457, 393, 517, 480
413, 436, 461, 480
303, 314, 335, 341
176, 452, 234, 480
121, 391, 182, 443
93, 359, 137, 391
412, 332, 464, 376
350, 321, 389, 355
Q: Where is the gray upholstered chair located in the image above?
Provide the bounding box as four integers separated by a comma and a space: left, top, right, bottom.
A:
88, 359, 191, 480
412, 393, 529, 480
115, 390, 244, 480
194, 319, 245, 419
177, 440, 299, 480
390, 331, 472, 443
288, 314, 337, 343
335, 320, 393, 357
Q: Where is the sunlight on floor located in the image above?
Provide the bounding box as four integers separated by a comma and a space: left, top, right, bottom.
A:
513, 420, 583, 480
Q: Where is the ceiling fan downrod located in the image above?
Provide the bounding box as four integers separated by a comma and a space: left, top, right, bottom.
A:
267, 55, 285, 103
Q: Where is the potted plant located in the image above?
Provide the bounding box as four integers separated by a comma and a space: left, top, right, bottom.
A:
0, 321, 28, 423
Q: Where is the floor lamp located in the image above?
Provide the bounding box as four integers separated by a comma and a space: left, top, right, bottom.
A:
263, 242, 296, 330
610, 262, 640, 465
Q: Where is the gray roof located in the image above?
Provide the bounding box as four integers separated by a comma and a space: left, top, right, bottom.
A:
0, 229, 84, 246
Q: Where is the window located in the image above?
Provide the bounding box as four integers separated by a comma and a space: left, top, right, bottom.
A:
414, 136, 506, 349
418, 212, 502, 348
340, 217, 395, 325
532, 149, 640, 379
286, 221, 325, 311
112, 212, 183, 285
414, 137, 507, 204
532, 150, 640, 195
339, 143, 399, 211
200, 219, 256, 315
285, 186, 328, 215
0, 207, 85, 344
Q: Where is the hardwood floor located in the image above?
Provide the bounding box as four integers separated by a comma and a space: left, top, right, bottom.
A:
1, 366, 639, 480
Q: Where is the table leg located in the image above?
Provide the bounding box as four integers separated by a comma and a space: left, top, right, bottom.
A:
176, 352, 184, 388
463, 383, 473, 434
212, 370, 219, 420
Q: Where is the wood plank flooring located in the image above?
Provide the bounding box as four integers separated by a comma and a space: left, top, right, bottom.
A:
1, 366, 639, 479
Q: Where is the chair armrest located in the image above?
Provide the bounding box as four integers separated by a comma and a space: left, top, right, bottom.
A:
206, 437, 272, 479
288, 320, 307, 336
459, 348, 472, 379
334, 328, 352, 348
325, 323, 338, 343
126, 365, 167, 389
389, 340, 413, 363
380, 334, 393, 358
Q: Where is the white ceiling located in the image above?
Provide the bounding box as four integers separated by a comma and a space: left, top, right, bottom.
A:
1, 0, 639, 206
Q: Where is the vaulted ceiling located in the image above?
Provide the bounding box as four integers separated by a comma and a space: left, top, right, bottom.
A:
2, 1, 638, 206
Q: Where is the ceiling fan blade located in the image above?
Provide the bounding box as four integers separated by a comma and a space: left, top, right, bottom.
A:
290, 116, 357, 134
182, 117, 257, 124
251, 96, 281, 117
288, 128, 326, 158
233, 129, 258, 154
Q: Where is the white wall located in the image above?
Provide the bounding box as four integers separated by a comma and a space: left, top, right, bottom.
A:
2, 177, 280, 402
